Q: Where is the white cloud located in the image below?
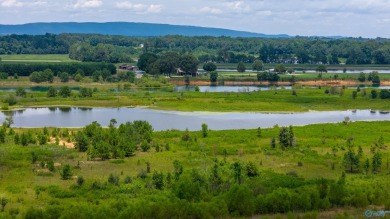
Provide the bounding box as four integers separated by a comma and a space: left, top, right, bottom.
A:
225, 1, 250, 12
1, 0, 23, 7
73, 0, 102, 8
116, 2, 162, 13
200, 6, 222, 14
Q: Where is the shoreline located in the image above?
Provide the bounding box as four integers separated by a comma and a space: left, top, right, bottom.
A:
170, 79, 390, 86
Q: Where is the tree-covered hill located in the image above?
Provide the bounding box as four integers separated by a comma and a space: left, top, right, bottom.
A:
0, 22, 289, 38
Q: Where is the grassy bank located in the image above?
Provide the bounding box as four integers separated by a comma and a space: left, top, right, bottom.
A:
0, 121, 389, 218
3, 86, 389, 112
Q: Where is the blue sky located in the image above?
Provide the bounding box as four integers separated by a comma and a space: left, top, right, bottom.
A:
1, 0, 390, 38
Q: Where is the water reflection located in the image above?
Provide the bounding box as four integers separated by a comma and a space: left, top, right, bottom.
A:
0, 107, 389, 131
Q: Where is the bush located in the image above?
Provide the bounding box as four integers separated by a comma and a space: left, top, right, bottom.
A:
108, 174, 120, 186
47, 86, 57, 97
77, 176, 85, 186
0, 72, 8, 80
3, 94, 17, 106
79, 87, 93, 98
16, 87, 26, 97
59, 86, 71, 97
59, 72, 70, 82
60, 164, 72, 180
225, 184, 255, 216
210, 71, 218, 83
371, 90, 378, 99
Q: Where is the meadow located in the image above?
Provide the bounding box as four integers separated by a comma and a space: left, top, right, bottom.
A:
2, 85, 389, 112
0, 121, 389, 218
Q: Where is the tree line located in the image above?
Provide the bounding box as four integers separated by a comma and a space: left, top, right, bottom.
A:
1, 33, 390, 64
0, 62, 116, 77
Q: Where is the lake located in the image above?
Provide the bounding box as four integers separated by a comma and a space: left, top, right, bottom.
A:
1, 107, 389, 131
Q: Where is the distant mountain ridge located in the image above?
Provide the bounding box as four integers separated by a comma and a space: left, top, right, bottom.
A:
0, 22, 290, 38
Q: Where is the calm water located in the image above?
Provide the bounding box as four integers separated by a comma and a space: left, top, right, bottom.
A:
174, 86, 292, 92
1, 108, 389, 131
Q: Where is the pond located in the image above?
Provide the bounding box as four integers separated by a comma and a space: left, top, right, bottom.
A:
174, 86, 293, 92
1, 108, 389, 131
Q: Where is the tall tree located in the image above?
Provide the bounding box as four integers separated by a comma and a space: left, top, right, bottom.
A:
237, 62, 246, 72
252, 60, 264, 72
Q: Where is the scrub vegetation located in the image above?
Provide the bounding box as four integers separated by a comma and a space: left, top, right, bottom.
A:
0, 121, 389, 218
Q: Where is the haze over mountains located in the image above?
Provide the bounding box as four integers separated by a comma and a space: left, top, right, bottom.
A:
0, 22, 291, 38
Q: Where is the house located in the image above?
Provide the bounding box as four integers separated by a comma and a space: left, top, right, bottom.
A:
119, 64, 137, 71
176, 68, 199, 77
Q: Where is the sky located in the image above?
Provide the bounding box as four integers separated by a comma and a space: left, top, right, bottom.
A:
1, 0, 390, 38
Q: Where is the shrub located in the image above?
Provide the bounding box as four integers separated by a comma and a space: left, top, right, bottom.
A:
77, 176, 85, 186
60, 164, 72, 180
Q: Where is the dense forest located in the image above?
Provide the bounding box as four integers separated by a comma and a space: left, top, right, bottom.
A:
1, 34, 390, 64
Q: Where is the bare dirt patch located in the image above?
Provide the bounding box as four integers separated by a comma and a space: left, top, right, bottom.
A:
49, 137, 75, 149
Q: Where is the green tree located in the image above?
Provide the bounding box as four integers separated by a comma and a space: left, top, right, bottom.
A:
246, 161, 259, 177
371, 90, 378, 99
59, 86, 71, 97
47, 86, 57, 97
257, 127, 261, 137
74, 73, 83, 82
79, 88, 93, 98
1, 197, 7, 212
59, 72, 70, 82
225, 184, 255, 216
60, 164, 72, 180
232, 162, 243, 184
0, 128, 5, 143
279, 127, 289, 149
179, 54, 199, 75
203, 62, 217, 72
357, 73, 366, 82
352, 91, 357, 99
316, 65, 328, 73
343, 148, 360, 173
173, 160, 183, 180
274, 64, 286, 74
252, 60, 263, 72
137, 53, 158, 71
77, 176, 85, 186
237, 62, 246, 72
152, 171, 164, 190
370, 71, 381, 84
201, 123, 208, 137
372, 152, 382, 173
364, 158, 370, 174
328, 175, 346, 207
75, 131, 89, 152
210, 71, 218, 83
16, 87, 26, 97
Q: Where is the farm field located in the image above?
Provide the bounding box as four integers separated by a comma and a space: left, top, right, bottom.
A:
0, 54, 76, 63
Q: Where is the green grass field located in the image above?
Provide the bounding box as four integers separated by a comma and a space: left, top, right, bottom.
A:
0, 121, 389, 218
0, 54, 76, 63
4, 86, 388, 112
